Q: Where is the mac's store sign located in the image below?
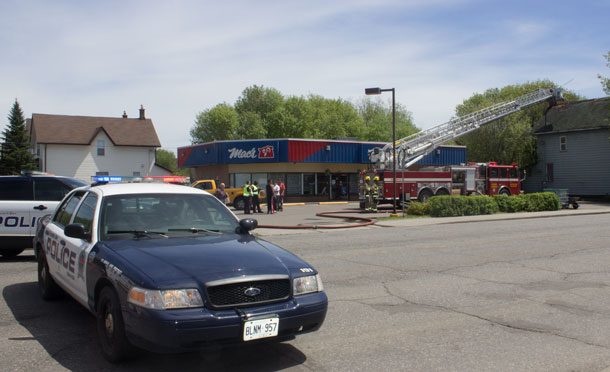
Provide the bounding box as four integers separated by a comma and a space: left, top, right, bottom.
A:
220, 141, 279, 163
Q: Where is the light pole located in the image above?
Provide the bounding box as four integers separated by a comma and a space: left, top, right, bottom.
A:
365, 87, 397, 215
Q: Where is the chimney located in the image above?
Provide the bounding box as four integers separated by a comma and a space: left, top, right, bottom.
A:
139, 105, 145, 120
122, 111, 128, 118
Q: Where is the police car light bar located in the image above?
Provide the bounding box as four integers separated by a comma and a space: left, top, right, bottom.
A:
91, 176, 188, 183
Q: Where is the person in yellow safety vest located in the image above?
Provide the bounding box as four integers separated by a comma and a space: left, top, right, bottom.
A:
364, 176, 372, 212
371, 176, 380, 212
243, 181, 253, 214
251, 181, 262, 213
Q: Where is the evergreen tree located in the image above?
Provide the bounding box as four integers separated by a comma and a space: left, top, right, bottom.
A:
0, 100, 38, 175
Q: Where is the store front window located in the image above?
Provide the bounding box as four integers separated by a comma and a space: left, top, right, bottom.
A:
316, 173, 329, 196
230, 172, 356, 199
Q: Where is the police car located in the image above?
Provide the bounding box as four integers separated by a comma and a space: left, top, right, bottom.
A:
0, 173, 87, 258
34, 180, 327, 362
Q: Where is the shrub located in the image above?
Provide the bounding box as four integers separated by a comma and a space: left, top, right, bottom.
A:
523, 192, 560, 211
427, 195, 498, 217
493, 194, 527, 213
406, 201, 428, 215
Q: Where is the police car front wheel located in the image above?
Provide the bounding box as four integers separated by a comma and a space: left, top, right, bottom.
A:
97, 286, 134, 363
37, 253, 62, 300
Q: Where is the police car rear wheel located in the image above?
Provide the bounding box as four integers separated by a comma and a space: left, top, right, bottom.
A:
97, 287, 133, 363
0, 248, 24, 258
38, 253, 62, 300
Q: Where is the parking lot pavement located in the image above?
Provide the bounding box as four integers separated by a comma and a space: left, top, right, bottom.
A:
234, 200, 610, 237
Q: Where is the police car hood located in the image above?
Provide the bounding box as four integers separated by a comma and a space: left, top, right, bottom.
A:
102, 234, 307, 286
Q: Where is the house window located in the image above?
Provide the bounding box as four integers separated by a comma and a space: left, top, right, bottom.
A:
97, 139, 105, 156
559, 136, 567, 152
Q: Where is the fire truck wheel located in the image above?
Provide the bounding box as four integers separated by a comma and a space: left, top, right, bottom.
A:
418, 189, 433, 203
499, 189, 511, 196
435, 189, 450, 196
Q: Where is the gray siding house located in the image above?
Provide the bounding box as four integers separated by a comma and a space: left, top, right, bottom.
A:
524, 97, 610, 196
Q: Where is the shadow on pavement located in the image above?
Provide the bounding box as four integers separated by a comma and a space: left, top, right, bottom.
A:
4, 282, 307, 371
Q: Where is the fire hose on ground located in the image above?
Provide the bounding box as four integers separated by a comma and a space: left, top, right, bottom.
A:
257, 210, 378, 229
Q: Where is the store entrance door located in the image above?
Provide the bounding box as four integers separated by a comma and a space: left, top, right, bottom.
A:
331, 174, 349, 200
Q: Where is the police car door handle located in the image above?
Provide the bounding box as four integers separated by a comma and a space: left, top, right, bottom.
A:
33, 205, 48, 211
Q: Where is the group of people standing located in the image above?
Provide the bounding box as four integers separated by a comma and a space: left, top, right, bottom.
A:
243, 179, 285, 214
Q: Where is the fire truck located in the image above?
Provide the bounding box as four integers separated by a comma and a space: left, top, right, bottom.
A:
359, 88, 564, 208
361, 162, 522, 206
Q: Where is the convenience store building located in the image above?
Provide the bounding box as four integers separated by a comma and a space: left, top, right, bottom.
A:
178, 139, 465, 202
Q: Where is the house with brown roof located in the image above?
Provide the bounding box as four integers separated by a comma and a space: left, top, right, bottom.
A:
524, 97, 610, 196
27, 106, 170, 182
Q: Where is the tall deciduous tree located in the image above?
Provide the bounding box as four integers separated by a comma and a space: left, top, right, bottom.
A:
356, 98, 418, 142
190, 103, 239, 144
598, 51, 610, 95
235, 85, 283, 139
190, 84, 418, 143
156, 149, 189, 176
0, 100, 37, 175
454, 80, 583, 169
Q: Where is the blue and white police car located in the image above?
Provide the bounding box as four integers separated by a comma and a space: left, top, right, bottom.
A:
34, 180, 327, 362
0, 173, 86, 258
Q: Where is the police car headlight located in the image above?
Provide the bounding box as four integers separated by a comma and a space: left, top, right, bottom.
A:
128, 287, 204, 310
293, 274, 323, 295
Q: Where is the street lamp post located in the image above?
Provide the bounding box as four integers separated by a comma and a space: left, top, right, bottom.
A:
365, 87, 398, 215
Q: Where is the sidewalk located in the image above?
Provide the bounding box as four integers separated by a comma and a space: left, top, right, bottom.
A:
244, 201, 610, 237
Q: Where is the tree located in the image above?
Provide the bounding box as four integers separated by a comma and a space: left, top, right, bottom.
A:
598, 51, 610, 95
235, 85, 284, 139
190, 103, 239, 143
454, 80, 583, 169
356, 98, 418, 142
0, 100, 37, 175
156, 149, 189, 177
191, 85, 417, 143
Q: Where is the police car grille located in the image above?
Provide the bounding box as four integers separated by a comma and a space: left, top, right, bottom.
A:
207, 279, 291, 308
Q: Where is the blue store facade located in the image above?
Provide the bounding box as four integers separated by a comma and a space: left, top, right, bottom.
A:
178, 139, 466, 202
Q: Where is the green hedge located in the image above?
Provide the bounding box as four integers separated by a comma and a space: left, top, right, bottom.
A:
406, 201, 428, 215
424, 192, 560, 217
427, 195, 498, 217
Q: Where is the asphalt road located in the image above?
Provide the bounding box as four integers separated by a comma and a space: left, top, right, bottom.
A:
2, 204, 610, 371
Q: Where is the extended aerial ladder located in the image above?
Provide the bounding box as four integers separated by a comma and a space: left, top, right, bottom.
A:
369, 88, 564, 169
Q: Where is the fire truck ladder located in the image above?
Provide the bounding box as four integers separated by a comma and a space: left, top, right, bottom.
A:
369, 88, 564, 169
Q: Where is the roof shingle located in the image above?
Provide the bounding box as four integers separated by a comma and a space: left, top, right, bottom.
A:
534, 97, 610, 134
30, 113, 161, 147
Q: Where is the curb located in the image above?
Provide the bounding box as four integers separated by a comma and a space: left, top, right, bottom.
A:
375, 209, 610, 228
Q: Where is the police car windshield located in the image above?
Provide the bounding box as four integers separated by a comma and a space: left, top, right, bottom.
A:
100, 193, 239, 241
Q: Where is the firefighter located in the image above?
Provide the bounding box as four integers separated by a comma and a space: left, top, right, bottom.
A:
371, 176, 380, 212
363, 176, 372, 212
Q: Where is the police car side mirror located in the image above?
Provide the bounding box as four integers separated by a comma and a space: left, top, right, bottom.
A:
236, 218, 257, 234
65, 223, 91, 241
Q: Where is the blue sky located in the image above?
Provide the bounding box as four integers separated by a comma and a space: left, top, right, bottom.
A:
1, 0, 608, 152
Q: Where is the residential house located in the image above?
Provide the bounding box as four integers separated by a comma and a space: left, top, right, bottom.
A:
524, 97, 610, 196
27, 106, 170, 182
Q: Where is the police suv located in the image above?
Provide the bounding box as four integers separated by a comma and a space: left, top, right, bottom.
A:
34, 180, 327, 362
0, 173, 86, 257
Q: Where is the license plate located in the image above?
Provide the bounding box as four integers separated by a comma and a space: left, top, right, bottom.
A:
243, 317, 279, 341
